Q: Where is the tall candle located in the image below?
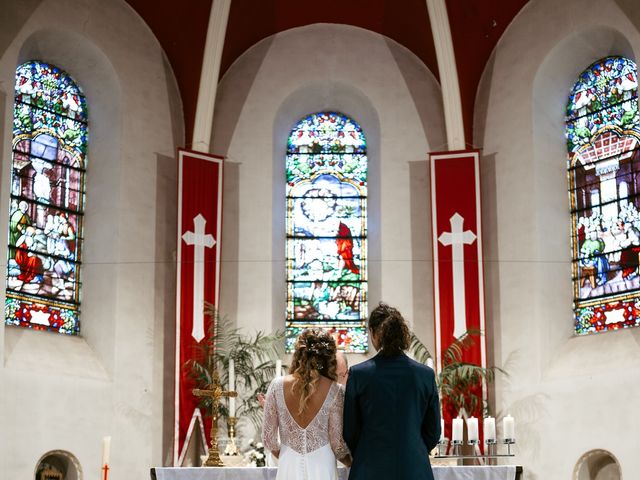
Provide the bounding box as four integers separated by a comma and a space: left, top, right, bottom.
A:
503, 414, 515, 440
440, 419, 445, 440
275, 360, 282, 378
452, 418, 463, 443
102, 436, 111, 466
229, 359, 236, 417
466, 416, 479, 442
484, 416, 496, 442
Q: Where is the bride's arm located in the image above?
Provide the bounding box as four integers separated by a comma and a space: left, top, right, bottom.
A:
262, 380, 280, 458
329, 385, 352, 466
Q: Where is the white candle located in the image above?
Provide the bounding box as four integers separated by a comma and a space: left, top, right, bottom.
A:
483, 416, 496, 442
503, 414, 515, 440
440, 419, 445, 440
275, 360, 282, 378
466, 416, 479, 442
102, 436, 111, 466
452, 417, 463, 442
426, 357, 434, 369
229, 359, 236, 417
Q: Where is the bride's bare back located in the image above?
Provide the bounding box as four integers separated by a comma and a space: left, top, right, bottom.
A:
282, 374, 333, 428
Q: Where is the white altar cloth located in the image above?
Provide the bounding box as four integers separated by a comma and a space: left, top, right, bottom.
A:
152, 465, 518, 480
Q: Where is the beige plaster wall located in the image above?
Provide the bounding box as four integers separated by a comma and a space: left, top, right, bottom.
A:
476, 0, 640, 478
0, 0, 183, 477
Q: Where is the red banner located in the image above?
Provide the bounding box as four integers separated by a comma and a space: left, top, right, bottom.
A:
174, 150, 224, 465
430, 150, 486, 437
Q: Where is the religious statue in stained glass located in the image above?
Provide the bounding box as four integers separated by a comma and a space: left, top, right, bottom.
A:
286, 112, 368, 352
5, 61, 87, 334
566, 56, 640, 335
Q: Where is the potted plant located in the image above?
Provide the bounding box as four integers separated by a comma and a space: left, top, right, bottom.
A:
185, 303, 286, 433
409, 330, 505, 418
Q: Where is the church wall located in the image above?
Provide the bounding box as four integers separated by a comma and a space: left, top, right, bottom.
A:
212, 23, 445, 375
476, 0, 640, 478
0, 0, 183, 477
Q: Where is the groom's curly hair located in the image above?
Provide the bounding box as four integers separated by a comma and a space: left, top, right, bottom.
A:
369, 302, 410, 356
289, 329, 338, 414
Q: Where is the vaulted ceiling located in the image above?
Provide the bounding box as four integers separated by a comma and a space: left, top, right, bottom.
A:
125, 0, 530, 146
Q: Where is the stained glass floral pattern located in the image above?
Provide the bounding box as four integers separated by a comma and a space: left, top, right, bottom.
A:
5, 61, 87, 334
286, 112, 368, 352
567, 57, 640, 335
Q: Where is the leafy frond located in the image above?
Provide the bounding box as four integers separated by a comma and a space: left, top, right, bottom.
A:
187, 303, 286, 435
407, 328, 506, 416
409, 332, 433, 364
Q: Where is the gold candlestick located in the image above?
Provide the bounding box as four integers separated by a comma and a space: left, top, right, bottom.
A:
193, 371, 238, 467
225, 417, 240, 456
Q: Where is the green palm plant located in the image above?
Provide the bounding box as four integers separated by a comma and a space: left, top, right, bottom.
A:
409, 330, 505, 416
185, 303, 286, 432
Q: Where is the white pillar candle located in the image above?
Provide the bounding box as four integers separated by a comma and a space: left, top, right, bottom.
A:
275, 360, 282, 378
466, 416, 479, 442
503, 414, 515, 440
483, 416, 496, 442
440, 419, 445, 440
228, 359, 236, 417
102, 436, 111, 466
426, 357, 434, 369
452, 417, 463, 442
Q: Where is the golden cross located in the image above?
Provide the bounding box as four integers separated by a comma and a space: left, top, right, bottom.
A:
192, 372, 238, 467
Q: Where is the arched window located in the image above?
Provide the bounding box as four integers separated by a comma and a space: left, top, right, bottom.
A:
566, 56, 640, 334
5, 61, 87, 334
285, 112, 368, 352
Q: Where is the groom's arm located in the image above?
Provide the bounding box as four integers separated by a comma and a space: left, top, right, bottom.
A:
342, 367, 361, 455
421, 370, 441, 451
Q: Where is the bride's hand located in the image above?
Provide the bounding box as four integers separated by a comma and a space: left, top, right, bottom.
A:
339, 455, 352, 467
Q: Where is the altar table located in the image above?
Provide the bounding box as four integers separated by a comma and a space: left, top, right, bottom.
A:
151, 465, 522, 480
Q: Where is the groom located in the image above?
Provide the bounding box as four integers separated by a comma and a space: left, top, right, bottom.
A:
343, 303, 441, 480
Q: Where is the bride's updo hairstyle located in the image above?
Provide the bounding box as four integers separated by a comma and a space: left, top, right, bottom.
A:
368, 302, 410, 357
289, 329, 338, 414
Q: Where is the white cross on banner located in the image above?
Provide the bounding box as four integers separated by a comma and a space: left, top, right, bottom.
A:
174, 150, 223, 466
438, 213, 477, 339
430, 150, 487, 437
182, 214, 216, 342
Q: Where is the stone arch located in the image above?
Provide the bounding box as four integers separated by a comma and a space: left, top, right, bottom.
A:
573, 449, 622, 480
34, 450, 82, 480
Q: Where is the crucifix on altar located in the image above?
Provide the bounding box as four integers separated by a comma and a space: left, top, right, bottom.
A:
192, 370, 238, 467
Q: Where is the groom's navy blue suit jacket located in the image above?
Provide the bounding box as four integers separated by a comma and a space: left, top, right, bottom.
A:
343, 352, 441, 480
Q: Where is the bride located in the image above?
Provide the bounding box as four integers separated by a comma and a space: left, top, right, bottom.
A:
262, 329, 351, 479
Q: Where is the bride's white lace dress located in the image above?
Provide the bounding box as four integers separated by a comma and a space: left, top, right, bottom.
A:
262, 377, 349, 480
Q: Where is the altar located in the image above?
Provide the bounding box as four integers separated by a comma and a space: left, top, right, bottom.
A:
151, 465, 523, 480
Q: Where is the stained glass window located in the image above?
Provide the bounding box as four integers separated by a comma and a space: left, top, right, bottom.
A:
5, 61, 87, 334
286, 112, 368, 352
567, 56, 640, 335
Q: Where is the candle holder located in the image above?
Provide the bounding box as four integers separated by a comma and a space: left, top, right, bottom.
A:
484, 439, 497, 465
436, 438, 449, 457
450, 439, 463, 457
224, 417, 240, 456
431, 436, 515, 461
503, 438, 516, 456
